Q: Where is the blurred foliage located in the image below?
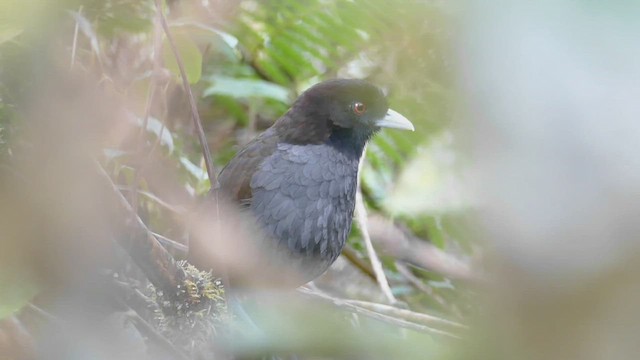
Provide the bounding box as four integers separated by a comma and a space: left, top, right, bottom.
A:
0, 0, 472, 357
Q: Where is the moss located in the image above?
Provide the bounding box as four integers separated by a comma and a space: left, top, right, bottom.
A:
148, 261, 230, 354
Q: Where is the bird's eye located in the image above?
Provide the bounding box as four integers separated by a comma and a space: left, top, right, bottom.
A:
352, 102, 366, 115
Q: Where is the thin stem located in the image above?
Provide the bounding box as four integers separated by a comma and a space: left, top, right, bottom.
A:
355, 187, 397, 304
341, 244, 376, 281
154, 0, 217, 189
345, 299, 468, 331
298, 288, 462, 339
70, 6, 82, 70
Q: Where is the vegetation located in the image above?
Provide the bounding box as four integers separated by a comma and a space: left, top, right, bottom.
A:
0, 0, 473, 358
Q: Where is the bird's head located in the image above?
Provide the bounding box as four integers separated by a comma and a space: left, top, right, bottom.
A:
276, 79, 414, 149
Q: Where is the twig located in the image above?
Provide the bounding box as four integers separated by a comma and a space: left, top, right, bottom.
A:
151, 231, 188, 253
154, 0, 217, 189
117, 186, 187, 214
70, 6, 81, 70
341, 245, 376, 281
68, 8, 103, 71
26, 303, 58, 323
298, 288, 461, 339
355, 188, 396, 304
344, 299, 467, 331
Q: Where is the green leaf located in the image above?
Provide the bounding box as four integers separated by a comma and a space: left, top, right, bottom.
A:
203, 75, 291, 103
162, 31, 202, 84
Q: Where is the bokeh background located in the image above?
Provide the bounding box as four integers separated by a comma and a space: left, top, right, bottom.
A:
1, 0, 639, 359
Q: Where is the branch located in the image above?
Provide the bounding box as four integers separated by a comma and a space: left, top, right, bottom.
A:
154, 0, 217, 189
368, 215, 477, 282
344, 299, 467, 331
69, 6, 81, 70
151, 231, 188, 253
341, 244, 376, 281
298, 288, 462, 340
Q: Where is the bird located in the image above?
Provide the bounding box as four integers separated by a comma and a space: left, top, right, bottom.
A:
194, 79, 414, 287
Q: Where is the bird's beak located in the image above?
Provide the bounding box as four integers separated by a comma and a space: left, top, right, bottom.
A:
375, 109, 415, 131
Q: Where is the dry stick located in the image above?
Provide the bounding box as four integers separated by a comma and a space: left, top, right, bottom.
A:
152, 231, 189, 253
355, 147, 396, 303
355, 188, 397, 304
132, 13, 163, 214
69, 7, 81, 70
117, 186, 187, 214
154, 0, 216, 188
341, 244, 376, 281
26, 304, 57, 323
298, 288, 461, 339
95, 161, 185, 300
344, 299, 468, 331
348, 303, 459, 339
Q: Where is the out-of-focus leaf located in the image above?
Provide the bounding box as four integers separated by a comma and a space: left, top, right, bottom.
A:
170, 21, 239, 50
130, 115, 174, 153
69, 10, 100, 57
203, 75, 291, 103
373, 132, 405, 164
163, 31, 202, 84
384, 132, 472, 215
254, 56, 290, 85
180, 156, 208, 182
425, 216, 446, 249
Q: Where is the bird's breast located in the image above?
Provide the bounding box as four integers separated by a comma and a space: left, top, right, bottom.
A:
249, 143, 360, 281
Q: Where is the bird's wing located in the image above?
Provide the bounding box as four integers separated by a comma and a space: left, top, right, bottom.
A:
217, 128, 280, 206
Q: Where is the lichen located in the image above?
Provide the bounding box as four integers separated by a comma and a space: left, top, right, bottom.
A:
148, 261, 230, 354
